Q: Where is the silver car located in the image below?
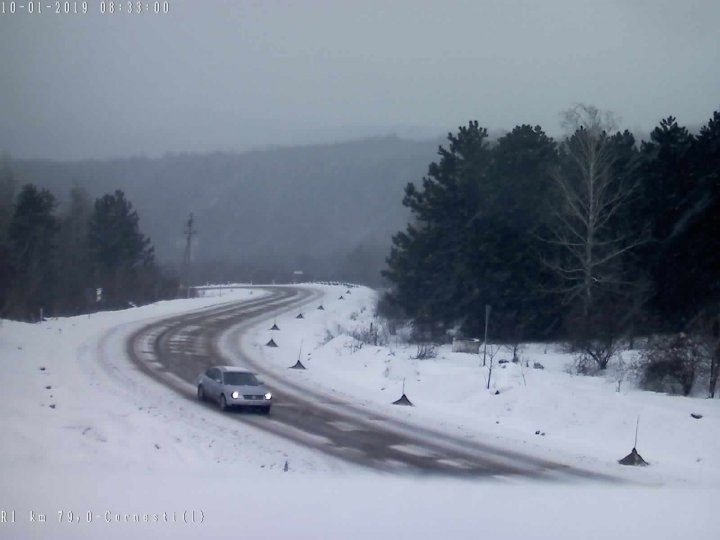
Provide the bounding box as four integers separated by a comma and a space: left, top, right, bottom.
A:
197, 366, 272, 414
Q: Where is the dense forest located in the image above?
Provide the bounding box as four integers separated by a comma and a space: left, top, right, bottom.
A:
1, 104, 718, 373
7, 137, 441, 286
0, 136, 440, 319
0, 177, 176, 320
383, 105, 719, 377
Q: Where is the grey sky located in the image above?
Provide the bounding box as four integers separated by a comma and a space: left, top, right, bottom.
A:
1, 0, 718, 160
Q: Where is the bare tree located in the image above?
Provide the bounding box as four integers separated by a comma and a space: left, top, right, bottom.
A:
547, 104, 647, 369
485, 343, 501, 390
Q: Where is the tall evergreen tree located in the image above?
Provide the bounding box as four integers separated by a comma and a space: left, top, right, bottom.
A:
0, 158, 17, 312
483, 124, 559, 338
638, 116, 702, 325
56, 185, 93, 314
689, 109, 720, 309
384, 121, 492, 338
384, 122, 559, 340
0, 158, 15, 244
87, 190, 155, 309
6, 184, 59, 320
639, 111, 720, 325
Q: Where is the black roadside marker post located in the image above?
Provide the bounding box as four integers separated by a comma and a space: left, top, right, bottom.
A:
290, 341, 307, 369
392, 378, 413, 406
619, 416, 649, 466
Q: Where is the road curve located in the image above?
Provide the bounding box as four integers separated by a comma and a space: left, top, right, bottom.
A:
126, 286, 621, 481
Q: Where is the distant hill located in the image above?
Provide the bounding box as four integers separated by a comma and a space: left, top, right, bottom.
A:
11, 136, 442, 285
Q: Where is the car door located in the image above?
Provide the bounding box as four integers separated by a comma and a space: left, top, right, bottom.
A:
214, 369, 225, 401
206, 368, 220, 402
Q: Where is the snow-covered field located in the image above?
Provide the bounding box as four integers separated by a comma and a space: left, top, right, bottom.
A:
1, 284, 718, 539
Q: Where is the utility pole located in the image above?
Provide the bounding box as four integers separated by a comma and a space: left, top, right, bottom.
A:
181, 213, 197, 297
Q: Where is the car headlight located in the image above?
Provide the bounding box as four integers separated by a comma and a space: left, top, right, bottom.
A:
264, 392, 272, 400
232, 391, 239, 399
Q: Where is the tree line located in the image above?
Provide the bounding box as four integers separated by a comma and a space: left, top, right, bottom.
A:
0, 169, 177, 321
383, 105, 720, 369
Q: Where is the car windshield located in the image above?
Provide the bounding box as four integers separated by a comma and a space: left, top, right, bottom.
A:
223, 372, 260, 386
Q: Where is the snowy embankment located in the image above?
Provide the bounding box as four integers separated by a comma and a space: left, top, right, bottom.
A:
0, 284, 718, 539
244, 286, 720, 486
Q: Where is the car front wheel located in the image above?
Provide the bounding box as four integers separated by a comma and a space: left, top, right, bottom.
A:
197, 385, 205, 401
219, 394, 228, 411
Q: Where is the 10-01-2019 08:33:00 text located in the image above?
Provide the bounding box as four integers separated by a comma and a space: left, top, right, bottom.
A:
1, 1, 170, 14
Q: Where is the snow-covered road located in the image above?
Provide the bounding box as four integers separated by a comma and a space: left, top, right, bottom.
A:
1, 284, 718, 539
127, 285, 620, 480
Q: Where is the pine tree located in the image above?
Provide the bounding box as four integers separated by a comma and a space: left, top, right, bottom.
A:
6, 184, 59, 320
384, 122, 562, 340
384, 121, 492, 338
640, 111, 720, 324
87, 190, 155, 309
481, 124, 559, 338
690, 109, 720, 309
638, 116, 703, 325
0, 159, 17, 312
0, 157, 15, 244
56, 185, 93, 314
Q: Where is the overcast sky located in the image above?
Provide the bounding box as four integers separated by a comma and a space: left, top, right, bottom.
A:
1, 0, 718, 160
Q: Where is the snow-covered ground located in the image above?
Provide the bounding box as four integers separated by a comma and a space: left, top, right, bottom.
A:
1, 284, 718, 539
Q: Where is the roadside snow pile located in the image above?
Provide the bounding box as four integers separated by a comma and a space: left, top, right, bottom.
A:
247, 284, 720, 485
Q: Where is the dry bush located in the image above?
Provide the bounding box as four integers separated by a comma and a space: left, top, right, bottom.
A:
349, 322, 388, 347
413, 343, 438, 360
639, 333, 707, 396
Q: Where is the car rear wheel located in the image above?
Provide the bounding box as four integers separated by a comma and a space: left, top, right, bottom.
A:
197, 385, 205, 401
219, 394, 228, 411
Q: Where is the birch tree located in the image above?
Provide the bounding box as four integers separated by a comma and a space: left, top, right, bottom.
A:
548, 105, 646, 368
